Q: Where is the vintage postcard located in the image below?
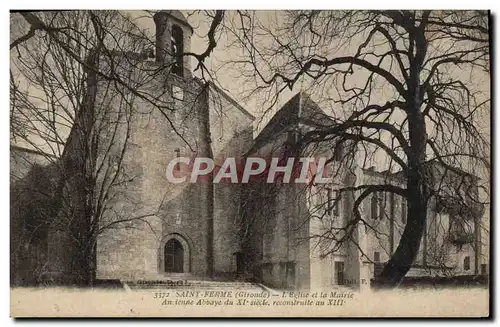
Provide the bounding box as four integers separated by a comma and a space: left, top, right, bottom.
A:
9, 9, 490, 318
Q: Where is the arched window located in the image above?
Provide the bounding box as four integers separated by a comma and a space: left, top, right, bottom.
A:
164, 238, 184, 273
171, 25, 184, 76
463, 256, 470, 271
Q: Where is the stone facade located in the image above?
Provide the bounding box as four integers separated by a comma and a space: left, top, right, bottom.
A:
361, 168, 479, 280
239, 91, 485, 291
94, 11, 256, 281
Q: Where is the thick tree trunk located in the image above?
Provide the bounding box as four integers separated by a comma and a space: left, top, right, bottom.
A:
376, 176, 427, 287
375, 23, 430, 287
67, 243, 95, 286
377, 86, 429, 287
376, 123, 429, 286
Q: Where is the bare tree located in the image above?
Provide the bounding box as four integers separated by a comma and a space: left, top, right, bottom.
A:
10, 10, 227, 285
217, 10, 490, 287
11, 11, 150, 285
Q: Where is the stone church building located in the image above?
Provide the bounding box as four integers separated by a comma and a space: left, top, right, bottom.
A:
94, 11, 256, 282
10, 11, 487, 290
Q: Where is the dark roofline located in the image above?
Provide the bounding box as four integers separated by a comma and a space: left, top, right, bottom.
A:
208, 81, 255, 121
245, 94, 300, 156
10, 145, 58, 159
246, 92, 333, 155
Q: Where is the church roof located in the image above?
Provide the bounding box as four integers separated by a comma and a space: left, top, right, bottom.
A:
208, 81, 255, 121
247, 92, 332, 155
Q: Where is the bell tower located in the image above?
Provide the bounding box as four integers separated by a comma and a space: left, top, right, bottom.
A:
153, 10, 193, 77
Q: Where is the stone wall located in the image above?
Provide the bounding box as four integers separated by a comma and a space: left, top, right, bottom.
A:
96, 69, 255, 281
208, 86, 254, 277
96, 69, 212, 280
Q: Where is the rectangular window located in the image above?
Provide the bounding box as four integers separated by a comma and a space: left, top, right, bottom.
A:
378, 192, 385, 220
327, 188, 333, 216
286, 262, 296, 288
402, 197, 407, 224
374, 251, 380, 263
334, 261, 345, 285
371, 193, 378, 220
464, 256, 471, 271
334, 144, 343, 161
327, 189, 340, 217
333, 190, 340, 216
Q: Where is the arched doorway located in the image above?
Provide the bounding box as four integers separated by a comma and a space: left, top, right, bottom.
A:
164, 239, 184, 273
159, 233, 191, 274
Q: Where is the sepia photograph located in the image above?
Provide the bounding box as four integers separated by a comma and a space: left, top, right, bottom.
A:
8, 9, 491, 318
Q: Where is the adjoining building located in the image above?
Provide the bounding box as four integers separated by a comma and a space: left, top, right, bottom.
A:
238, 92, 486, 290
